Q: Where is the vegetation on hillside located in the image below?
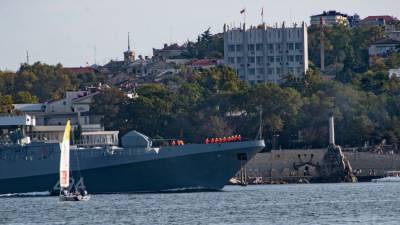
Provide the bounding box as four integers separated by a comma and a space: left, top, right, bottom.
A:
1, 25, 400, 150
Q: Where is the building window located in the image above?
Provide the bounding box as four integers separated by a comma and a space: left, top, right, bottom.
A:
228, 57, 235, 64
287, 43, 294, 50
237, 57, 243, 64
276, 56, 282, 62
295, 55, 303, 62
228, 45, 235, 51
248, 57, 255, 63
236, 44, 243, 51
256, 44, 263, 51
295, 43, 301, 50
248, 44, 255, 51
257, 68, 265, 75
256, 56, 263, 64
267, 68, 273, 74
248, 68, 255, 75
297, 67, 303, 74
268, 44, 274, 51
268, 56, 274, 63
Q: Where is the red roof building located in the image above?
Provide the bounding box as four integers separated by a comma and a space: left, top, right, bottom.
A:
188, 59, 218, 69
361, 15, 399, 26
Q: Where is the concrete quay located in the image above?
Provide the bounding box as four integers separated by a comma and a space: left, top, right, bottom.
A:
245, 149, 400, 183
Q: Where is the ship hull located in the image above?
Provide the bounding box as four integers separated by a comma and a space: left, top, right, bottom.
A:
0, 141, 264, 194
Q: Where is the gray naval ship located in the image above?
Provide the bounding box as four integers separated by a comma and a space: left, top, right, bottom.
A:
0, 130, 265, 194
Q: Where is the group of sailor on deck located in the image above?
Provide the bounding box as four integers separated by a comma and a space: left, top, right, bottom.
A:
169, 135, 242, 146
205, 135, 242, 144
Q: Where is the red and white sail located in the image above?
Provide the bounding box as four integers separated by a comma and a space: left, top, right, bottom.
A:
59, 120, 71, 188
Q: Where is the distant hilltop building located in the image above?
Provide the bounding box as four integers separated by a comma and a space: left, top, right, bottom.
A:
369, 38, 400, 57
361, 15, 399, 27
153, 43, 188, 59
223, 23, 308, 84
63, 66, 94, 75
386, 25, 400, 41
124, 32, 135, 64
98, 34, 176, 81
310, 10, 349, 26
389, 68, 400, 79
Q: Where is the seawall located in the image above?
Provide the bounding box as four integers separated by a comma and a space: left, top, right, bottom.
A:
245, 149, 400, 183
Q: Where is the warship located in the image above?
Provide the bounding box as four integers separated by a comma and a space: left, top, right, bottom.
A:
0, 128, 265, 194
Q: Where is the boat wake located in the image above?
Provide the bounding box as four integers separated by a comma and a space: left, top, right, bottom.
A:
0, 191, 51, 198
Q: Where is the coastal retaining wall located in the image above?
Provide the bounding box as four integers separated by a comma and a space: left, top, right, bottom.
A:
246, 149, 400, 182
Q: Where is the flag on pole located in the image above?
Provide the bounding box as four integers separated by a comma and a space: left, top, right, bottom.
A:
320, 16, 325, 25
261, 7, 264, 16
240, 8, 245, 14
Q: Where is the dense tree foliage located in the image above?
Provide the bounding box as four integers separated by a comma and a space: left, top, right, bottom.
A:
182, 28, 224, 59
0, 62, 103, 103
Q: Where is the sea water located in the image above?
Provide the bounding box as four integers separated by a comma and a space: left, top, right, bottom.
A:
1, 182, 400, 225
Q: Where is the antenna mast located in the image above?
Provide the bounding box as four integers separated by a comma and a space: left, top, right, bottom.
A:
26, 50, 29, 64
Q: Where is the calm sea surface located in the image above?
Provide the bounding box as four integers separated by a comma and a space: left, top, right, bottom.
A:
1, 183, 400, 225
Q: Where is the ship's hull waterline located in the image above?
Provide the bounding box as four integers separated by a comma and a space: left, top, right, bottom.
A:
0, 140, 265, 194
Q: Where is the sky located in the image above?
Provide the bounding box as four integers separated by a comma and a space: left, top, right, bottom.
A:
1, 0, 399, 71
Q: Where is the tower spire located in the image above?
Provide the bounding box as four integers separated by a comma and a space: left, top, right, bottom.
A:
128, 32, 131, 51
26, 50, 29, 64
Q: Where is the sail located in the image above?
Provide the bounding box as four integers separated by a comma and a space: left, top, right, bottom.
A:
59, 120, 71, 188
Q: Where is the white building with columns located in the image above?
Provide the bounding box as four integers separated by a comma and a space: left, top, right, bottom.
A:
223, 23, 308, 84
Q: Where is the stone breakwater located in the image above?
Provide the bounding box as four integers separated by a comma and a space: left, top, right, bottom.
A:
244, 149, 400, 183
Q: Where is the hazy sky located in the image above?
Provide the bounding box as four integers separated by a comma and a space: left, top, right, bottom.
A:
1, 0, 399, 71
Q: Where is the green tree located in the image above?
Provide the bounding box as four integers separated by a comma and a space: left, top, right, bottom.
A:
14, 91, 39, 103
91, 88, 128, 129
0, 94, 14, 113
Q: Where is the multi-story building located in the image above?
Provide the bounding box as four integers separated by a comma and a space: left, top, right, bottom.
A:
369, 38, 400, 57
389, 68, 400, 79
223, 23, 308, 84
153, 43, 187, 59
310, 11, 349, 26
361, 15, 399, 27
385, 25, 400, 41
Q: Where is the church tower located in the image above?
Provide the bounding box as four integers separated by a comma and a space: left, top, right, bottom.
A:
124, 32, 135, 63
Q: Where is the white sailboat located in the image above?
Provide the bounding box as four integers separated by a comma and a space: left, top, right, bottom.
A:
59, 120, 90, 201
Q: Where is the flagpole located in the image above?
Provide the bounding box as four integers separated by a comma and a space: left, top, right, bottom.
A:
261, 7, 264, 25
244, 8, 246, 25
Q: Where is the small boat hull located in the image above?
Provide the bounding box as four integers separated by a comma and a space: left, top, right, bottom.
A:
59, 194, 90, 201
371, 176, 400, 182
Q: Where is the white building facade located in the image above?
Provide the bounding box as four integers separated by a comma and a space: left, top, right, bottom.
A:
224, 23, 308, 84
389, 68, 400, 78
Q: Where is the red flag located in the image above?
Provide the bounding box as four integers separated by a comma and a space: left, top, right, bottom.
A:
240, 8, 245, 14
